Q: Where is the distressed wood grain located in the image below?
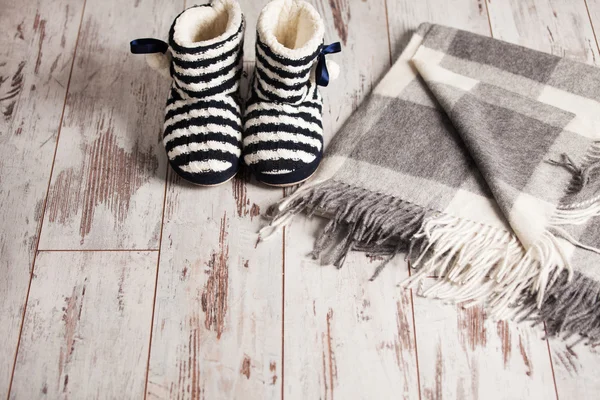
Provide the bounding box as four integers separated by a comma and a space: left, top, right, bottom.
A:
281, 0, 419, 398
412, 282, 556, 400
487, 0, 600, 63
2, 0, 597, 398
9, 250, 157, 399
0, 0, 84, 395
147, 176, 283, 400
548, 338, 600, 399
37, 0, 177, 250
588, 0, 600, 39
283, 219, 419, 399
386, 0, 491, 62
311, 0, 392, 143
146, 59, 283, 399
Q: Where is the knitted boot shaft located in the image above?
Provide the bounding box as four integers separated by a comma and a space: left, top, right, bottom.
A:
163, 0, 244, 185
169, 1, 244, 98
243, 0, 327, 186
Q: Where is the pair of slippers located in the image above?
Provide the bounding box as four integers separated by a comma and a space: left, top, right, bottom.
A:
131, 0, 341, 187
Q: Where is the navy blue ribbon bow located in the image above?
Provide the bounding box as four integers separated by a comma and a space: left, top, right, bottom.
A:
316, 42, 341, 87
130, 38, 169, 54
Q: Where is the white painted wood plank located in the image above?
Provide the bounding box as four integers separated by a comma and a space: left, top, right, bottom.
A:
239, 0, 262, 62
284, 219, 419, 400
487, 1, 600, 397
9, 250, 157, 399
147, 174, 283, 400
413, 282, 556, 400
587, 0, 600, 43
386, 0, 491, 62
548, 338, 600, 399
487, 0, 599, 63
0, 0, 84, 395
38, 0, 179, 249
281, 0, 419, 398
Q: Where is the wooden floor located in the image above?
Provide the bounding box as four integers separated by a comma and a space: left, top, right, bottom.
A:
2, 0, 600, 398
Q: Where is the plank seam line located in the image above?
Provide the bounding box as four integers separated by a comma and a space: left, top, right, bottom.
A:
383, 0, 393, 65
483, 0, 494, 37
408, 266, 422, 400
544, 322, 560, 400
281, 197, 286, 400
37, 249, 160, 252
584, 0, 600, 63
5, 1, 88, 397
143, 167, 170, 400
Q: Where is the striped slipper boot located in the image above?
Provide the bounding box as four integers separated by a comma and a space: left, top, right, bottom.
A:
243, 0, 340, 186
132, 0, 244, 186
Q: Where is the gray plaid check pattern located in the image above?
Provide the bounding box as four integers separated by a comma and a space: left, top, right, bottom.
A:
264, 24, 600, 343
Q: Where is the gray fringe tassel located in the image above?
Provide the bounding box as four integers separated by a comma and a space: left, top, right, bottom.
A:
265, 180, 428, 277
547, 152, 600, 194
518, 270, 600, 346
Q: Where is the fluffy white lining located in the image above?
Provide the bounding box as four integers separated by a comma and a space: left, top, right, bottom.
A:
173, 0, 242, 47
257, 0, 324, 59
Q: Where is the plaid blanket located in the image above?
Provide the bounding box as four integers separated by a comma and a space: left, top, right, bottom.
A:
262, 23, 600, 343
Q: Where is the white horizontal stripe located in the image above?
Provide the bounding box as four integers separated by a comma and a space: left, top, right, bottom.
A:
255, 77, 308, 99
164, 107, 240, 129
168, 141, 241, 159
244, 149, 316, 165
243, 131, 322, 150
256, 45, 315, 74
163, 124, 241, 145
255, 82, 277, 103
245, 101, 321, 120
165, 97, 240, 116
245, 114, 322, 134
254, 81, 306, 105
171, 36, 241, 62
374, 62, 418, 98
262, 169, 293, 175
173, 50, 239, 76
538, 86, 600, 139
180, 159, 232, 173
256, 58, 308, 86
174, 65, 239, 93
